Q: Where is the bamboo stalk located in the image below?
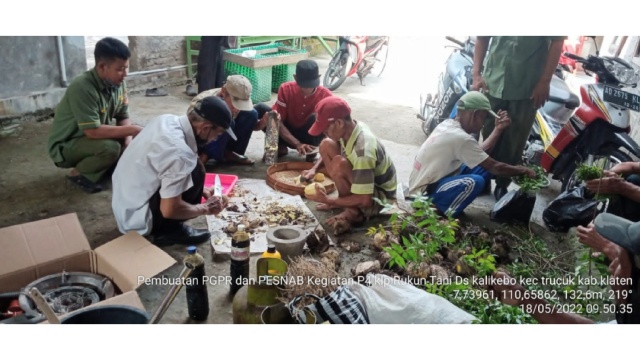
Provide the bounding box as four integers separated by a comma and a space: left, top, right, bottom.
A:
264, 111, 280, 166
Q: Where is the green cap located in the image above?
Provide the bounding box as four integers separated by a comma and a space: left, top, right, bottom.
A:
457, 91, 498, 118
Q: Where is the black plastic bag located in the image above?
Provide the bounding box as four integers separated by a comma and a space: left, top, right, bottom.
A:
542, 186, 602, 233
490, 189, 537, 225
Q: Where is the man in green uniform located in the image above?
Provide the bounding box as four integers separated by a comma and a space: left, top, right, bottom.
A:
47, 37, 142, 193
472, 36, 565, 200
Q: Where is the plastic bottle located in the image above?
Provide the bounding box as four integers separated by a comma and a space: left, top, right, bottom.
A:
261, 244, 281, 275
184, 246, 209, 321
261, 244, 281, 260
230, 224, 250, 295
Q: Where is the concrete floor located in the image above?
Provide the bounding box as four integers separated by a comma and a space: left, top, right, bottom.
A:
0, 36, 572, 324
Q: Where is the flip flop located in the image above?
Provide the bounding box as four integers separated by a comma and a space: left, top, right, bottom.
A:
66, 175, 103, 194
225, 153, 255, 166
186, 84, 197, 96
145, 88, 168, 97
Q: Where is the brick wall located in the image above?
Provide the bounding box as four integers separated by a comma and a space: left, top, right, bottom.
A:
128, 37, 186, 72
125, 69, 188, 93
124, 37, 189, 91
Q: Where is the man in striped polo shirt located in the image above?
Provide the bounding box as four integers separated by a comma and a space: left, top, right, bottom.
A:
304, 96, 397, 233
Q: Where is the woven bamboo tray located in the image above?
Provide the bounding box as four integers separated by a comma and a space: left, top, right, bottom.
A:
266, 162, 336, 197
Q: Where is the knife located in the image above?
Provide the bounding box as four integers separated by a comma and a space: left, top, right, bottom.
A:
213, 174, 223, 197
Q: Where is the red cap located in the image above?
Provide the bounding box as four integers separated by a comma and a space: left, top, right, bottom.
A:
308, 96, 351, 136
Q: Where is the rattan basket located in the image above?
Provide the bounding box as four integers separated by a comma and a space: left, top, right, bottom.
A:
266, 162, 336, 197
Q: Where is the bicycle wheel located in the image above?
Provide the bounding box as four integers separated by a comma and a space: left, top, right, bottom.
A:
323, 51, 349, 91
373, 37, 389, 77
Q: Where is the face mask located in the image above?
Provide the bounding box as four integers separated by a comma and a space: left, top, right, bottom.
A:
195, 132, 209, 147
103, 78, 119, 89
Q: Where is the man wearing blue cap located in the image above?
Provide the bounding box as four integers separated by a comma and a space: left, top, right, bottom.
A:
111, 96, 232, 245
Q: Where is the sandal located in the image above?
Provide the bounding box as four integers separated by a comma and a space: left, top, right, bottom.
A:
66, 175, 103, 194
186, 84, 197, 96
145, 87, 168, 97
225, 152, 255, 166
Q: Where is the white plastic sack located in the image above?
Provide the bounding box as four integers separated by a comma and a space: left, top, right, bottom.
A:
347, 273, 477, 324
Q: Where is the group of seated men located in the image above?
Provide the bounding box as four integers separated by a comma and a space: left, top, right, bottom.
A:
46, 38, 640, 323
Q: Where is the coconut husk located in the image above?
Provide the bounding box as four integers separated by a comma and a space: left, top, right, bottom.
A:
306, 227, 330, 254
320, 249, 341, 271
371, 231, 391, 251
278, 256, 341, 308
339, 240, 361, 253
429, 264, 451, 282
406, 262, 431, 280
377, 251, 392, 268
332, 219, 351, 235
455, 259, 474, 276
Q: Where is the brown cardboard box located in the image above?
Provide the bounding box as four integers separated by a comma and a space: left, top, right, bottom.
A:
0, 213, 176, 321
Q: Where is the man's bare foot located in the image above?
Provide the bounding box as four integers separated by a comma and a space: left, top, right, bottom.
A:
326, 208, 363, 226
325, 208, 363, 235
317, 203, 340, 211
332, 219, 351, 235
69, 168, 80, 177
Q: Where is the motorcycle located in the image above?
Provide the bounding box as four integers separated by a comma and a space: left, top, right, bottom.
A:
323, 36, 389, 91
418, 36, 574, 138
417, 36, 476, 137
539, 48, 640, 191
418, 36, 640, 191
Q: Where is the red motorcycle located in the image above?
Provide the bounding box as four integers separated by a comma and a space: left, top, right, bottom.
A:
540, 49, 640, 191
323, 36, 389, 91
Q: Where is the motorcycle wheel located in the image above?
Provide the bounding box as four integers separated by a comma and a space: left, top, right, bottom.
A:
323, 51, 349, 91
560, 149, 631, 192
422, 114, 443, 139
373, 38, 390, 77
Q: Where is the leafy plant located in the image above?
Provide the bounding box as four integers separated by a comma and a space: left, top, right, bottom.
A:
375, 196, 458, 267
424, 281, 535, 324
513, 165, 548, 192
576, 163, 603, 181
461, 248, 496, 277
384, 233, 429, 268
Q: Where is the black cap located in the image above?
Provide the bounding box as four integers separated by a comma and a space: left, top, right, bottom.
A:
193, 96, 237, 140
295, 60, 320, 88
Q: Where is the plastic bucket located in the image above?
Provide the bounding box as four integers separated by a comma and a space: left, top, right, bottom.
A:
60, 305, 149, 324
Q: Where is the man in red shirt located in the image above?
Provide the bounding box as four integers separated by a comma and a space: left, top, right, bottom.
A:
256, 59, 332, 162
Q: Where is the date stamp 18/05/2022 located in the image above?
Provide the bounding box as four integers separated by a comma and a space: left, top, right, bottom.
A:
445, 274, 633, 315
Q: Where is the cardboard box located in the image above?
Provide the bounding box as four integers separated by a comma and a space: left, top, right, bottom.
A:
0, 213, 176, 321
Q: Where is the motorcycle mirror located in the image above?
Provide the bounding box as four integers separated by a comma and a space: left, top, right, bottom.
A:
587, 36, 600, 56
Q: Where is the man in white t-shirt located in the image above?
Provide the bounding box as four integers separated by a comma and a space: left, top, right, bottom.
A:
111, 96, 232, 245
408, 91, 535, 217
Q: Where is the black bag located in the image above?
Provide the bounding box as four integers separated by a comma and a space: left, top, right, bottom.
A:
542, 186, 604, 233
490, 189, 537, 225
